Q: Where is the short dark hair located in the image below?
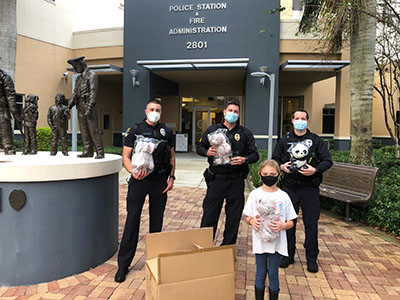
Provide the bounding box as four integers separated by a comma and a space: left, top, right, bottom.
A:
225, 100, 240, 110
146, 99, 162, 107
292, 109, 309, 120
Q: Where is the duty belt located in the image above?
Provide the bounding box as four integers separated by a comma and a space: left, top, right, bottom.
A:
214, 171, 246, 180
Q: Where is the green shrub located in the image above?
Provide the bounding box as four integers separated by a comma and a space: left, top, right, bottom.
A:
36, 127, 52, 151
104, 146, 122, 155
13, 139, 24, 151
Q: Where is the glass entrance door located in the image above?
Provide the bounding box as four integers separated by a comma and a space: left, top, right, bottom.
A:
181, 96, 242, 151
278, 96, 304, 138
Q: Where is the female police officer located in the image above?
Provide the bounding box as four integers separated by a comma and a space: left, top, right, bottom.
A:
115, 99, 175, 283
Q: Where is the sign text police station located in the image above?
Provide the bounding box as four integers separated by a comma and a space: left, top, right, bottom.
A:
168, 2, 228, 50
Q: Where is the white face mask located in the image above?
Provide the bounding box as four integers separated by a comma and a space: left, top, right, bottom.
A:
147, 111, 160, 123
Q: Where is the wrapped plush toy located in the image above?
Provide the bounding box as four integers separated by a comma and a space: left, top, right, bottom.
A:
131, 135, 161, 174
207, 128, 232, 165
254, 198, 280, 242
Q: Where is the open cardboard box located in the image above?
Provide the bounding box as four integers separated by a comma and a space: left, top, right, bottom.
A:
145, 227, 235, 300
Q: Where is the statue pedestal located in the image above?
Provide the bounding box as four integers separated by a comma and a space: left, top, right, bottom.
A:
0, 152, 122, 286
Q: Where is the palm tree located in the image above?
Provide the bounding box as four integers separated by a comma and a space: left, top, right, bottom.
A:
0, 0, 17, 79
299, 0, 377, 165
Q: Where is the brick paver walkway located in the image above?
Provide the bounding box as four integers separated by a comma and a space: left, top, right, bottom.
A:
1, 185, 399, 300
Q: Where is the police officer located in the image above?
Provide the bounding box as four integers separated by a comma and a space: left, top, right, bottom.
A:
115, 99, 175, 283
272, 109, 332, 273
197, 101, 259, 245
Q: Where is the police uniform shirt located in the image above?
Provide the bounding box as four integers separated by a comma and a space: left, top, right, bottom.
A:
272, 129, 332, 183
197, 122, 259, 174
125, 119, 174, 171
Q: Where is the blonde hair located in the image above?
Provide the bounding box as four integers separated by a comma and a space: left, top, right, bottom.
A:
258, 159, 280, 175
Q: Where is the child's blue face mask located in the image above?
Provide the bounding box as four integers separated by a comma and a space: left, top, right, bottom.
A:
224, 112, 238, 123
293, 120, 307, 131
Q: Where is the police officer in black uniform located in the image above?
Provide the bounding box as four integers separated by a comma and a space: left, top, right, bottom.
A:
197, 101, 259, 245
272, 109, 332, 273
115, 99, 176, 283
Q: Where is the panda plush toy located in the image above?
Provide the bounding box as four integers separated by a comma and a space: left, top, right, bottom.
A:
288, 142, 310, 173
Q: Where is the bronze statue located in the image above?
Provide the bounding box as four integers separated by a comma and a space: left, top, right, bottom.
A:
67, 56, 104, 159
22, 94, 39, 155
0, 65, 20, 154
48, 92, 69, 156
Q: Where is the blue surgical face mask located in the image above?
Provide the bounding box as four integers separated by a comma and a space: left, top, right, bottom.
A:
224, 112, 239, 123
293, 120, 307, 131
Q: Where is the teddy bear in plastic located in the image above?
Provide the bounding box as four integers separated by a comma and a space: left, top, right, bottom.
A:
131, 140, 156, 174
208, 129, 232, 165
288, 142, 309, 173
255, 198, 280, 242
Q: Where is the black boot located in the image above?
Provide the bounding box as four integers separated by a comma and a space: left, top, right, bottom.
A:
269, 288, 279, 300
255, 287, 265, 300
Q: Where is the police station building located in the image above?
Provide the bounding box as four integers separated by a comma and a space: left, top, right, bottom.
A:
13, 0, 391, 151
123, 0, 351, 151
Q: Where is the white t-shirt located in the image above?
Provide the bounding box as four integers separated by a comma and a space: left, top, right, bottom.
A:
243, 187, 297, 256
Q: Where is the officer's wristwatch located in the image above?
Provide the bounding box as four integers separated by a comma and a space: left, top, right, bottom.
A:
245, 157, 249, 164
169, 175, 176, 180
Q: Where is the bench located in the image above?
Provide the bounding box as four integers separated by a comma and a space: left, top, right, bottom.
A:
319, 162, 379, 221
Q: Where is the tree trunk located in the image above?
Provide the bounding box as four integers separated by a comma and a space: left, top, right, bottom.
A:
0, 0, 17, 79
349, 0, 376, 165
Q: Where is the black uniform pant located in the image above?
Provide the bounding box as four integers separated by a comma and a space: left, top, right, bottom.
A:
117, 173, 167, 270
200, 177, 245, 245
282, 184, 320, 263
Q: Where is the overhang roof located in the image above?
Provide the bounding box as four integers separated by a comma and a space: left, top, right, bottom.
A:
66, 64, 123, 74
279, 60, 350, 83
137, 58, 249, 71
280, 60, 350, 71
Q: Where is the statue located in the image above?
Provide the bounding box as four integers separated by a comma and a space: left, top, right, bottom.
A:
67, 56, 104, 159
48, 92, 69, 156
0, 64, 20, 155
22, 94, 39, 155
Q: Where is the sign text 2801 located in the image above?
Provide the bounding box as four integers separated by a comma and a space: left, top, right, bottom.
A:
186, 41, 208, 50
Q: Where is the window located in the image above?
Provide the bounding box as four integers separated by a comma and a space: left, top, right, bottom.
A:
322, 108, 335, 134
292, 0, 302, 10
103, 114, 111, 130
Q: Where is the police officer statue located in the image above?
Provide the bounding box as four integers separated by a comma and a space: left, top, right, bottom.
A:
197, 101, 259, 245
67, 56, 104, 159
0, 63, 20, 155
115, 99, 176, 283
272, 109, 332, 273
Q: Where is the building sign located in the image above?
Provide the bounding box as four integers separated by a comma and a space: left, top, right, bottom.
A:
168, 2, 228, 50
175, 133, 189, 152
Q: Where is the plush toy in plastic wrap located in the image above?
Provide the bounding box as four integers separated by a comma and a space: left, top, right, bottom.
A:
207, 128, 232, 165
131, 135, 161, 174
254, 198, 280, 242
287, 140, 313, 173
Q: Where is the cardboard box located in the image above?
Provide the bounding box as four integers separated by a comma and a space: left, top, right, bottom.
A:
145, 228, 235, 300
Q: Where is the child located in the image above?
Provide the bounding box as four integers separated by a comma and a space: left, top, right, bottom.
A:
47, 92, 70, 156
243, 159, 297, 300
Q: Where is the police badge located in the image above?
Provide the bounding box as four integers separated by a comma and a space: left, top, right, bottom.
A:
234, 133, 240, 141
160, 128, 166, 136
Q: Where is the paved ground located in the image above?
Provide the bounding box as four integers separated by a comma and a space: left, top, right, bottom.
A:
1, 153, 400, 300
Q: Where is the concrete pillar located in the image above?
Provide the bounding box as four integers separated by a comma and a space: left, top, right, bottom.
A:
334, 67, 351, 150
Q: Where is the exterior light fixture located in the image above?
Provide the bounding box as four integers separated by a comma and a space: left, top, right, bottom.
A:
250, 66, 275, 159
130, 69, 139, 87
